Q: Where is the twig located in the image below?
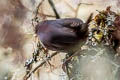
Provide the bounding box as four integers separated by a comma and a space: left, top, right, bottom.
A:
24, 52, 58, 80
32, 0, 45, 28
48, 0, 60, 19
80, 3, 93, 5
34, 0, 45, 18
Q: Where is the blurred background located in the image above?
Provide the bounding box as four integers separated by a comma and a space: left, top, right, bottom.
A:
0, 0, 120, 80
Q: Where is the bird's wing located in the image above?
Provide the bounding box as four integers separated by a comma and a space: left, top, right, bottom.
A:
50, 34, 79, 45
60, 18, 84, 28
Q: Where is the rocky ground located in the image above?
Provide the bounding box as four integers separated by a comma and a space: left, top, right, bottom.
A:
0, 0, 120, 80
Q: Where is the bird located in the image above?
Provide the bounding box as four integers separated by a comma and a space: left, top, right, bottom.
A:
35, 14, 92, 53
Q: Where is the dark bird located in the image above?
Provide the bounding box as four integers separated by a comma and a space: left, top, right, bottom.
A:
35, 14, 92, 53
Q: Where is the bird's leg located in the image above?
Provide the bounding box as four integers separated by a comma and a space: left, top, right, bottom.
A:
62, 54, 71, 79
62, 52, 76, 79
47, 61, 55, 71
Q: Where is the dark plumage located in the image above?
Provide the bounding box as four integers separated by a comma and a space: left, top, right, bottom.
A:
35, 17, 92, 53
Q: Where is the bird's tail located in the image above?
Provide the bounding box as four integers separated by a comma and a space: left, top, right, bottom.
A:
81, 13, 93, 32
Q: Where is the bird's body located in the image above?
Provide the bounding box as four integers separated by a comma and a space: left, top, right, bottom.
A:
35, 18, 90, 53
